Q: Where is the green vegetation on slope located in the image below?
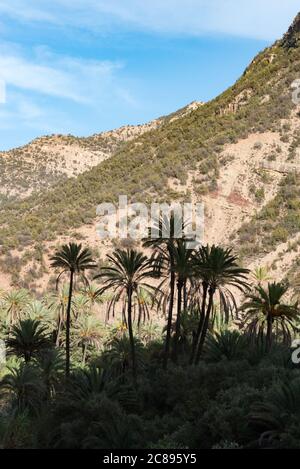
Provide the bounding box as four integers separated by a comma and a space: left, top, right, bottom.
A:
0, 40, 300, 252
237, 172, 300, 259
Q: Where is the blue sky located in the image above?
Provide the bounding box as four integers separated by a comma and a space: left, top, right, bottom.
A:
0, 0, 299, 150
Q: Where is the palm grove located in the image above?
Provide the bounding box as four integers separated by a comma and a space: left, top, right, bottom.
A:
0, 216, 300, 449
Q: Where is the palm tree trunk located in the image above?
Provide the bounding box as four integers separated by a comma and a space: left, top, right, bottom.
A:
82, 344, 87, 366
66, 269, 74, 378
183, 280, 188, 311
163, 255, 175, 370
173, 279, 183, 363
195, 288, 214, 364
266, 314, 273, 351
190, 283, 208, 365
127, 287, 137, 384
56, 315, 62, 347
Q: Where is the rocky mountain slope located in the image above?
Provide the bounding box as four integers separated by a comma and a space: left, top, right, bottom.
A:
0, 119, 162, 202
1, 13, 300, 293
0, 101, 204, 202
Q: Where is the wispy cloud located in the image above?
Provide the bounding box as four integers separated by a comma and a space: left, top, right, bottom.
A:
0, 42, 137, 145
0, 44, 122, 104
0, 1, 56, 22
0, 0, 299, 40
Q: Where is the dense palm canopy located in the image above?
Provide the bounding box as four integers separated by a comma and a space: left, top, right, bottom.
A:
1, 240, 300, 449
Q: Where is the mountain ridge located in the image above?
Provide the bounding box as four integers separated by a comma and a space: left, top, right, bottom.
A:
0, 101, 204, 202
1, 13, 300, 293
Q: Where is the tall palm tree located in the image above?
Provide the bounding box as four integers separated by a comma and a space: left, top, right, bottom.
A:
191, 245, 249, 364
170, 239, 194, 362
95, 249, 155, 382
240, 282, 299, 350
143, 212, 186, 369
6, 319, 52, 363
50, 243, 96, 378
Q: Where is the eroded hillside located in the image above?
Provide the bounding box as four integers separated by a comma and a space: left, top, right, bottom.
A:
1, 14, 300, 293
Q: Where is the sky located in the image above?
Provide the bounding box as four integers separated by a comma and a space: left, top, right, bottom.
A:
0, 1, 299, 150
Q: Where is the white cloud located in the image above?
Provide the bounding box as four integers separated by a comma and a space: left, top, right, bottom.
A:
0, 1, 55, 22
0, 44, 122, 104
0, 43, 137, 141
0, 0, 299, 40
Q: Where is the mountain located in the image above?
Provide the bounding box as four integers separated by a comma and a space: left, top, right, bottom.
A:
0, 118, 162, 202
1, 13, 300, 293
0, 101, 204, 203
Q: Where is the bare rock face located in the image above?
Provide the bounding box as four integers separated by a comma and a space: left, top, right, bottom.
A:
281, 12, 300, 48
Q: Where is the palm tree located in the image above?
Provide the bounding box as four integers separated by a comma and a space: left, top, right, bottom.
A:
26, 300, 49, 322
251, 266, 272, 285
168, 309, 199, 356
6, 319, 52, 363
66, 365, 107, 402
46, 284, 72, 347
143, 212, 186, 369
170, 239, 194, 362
250, 376, 300, 448
95, 249, 155, 382
0, 289, 30, 327
240, 282, 299, 351
191, 245, 250, 364
72, 293, 90, 320
74, 316, 104, 365
37, 348, 65, 398
0, 363, 45, 414
102, 335, 144, 380
138, 322, 160, 345
50, 243, 96, 378
81, 283, 105, 314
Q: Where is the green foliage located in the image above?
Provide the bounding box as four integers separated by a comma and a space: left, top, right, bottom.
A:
238, 173, 300, 258
6, 319, 52, 363
205, 330, 249, 362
